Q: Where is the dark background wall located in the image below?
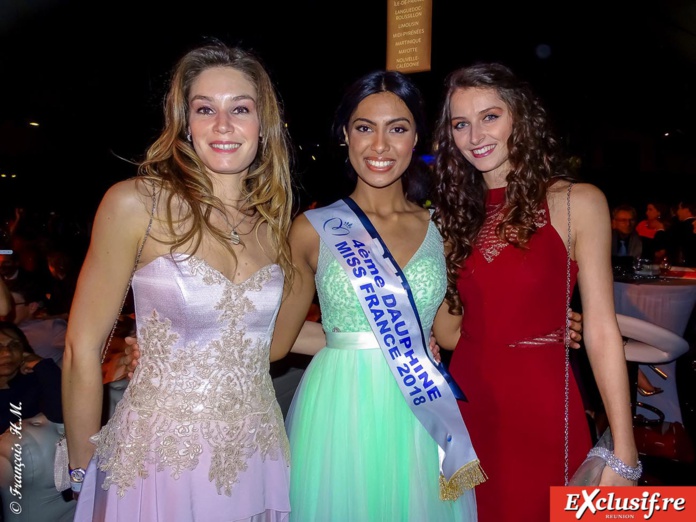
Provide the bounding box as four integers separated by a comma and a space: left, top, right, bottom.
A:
1, 0, 695, 225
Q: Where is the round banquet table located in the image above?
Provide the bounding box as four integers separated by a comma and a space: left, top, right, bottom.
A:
613, 277, 696, 423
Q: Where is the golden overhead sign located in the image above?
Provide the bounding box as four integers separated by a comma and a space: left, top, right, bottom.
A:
386, 0, 432, 73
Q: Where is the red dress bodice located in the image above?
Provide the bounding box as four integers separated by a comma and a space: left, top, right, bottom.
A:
450, 187, 591, 521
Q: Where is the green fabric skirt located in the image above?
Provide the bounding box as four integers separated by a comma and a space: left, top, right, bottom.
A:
286, 332, 477, 522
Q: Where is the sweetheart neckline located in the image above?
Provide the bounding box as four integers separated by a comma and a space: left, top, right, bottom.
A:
136, 254, 281, 286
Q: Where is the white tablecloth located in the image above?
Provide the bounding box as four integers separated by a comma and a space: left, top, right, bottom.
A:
613, 279, 696, 336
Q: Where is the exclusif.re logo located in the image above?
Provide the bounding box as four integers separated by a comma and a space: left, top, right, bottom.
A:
550, 487, 695, 521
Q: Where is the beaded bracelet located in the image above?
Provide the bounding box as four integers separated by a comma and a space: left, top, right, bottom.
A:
587, 447, 643, 481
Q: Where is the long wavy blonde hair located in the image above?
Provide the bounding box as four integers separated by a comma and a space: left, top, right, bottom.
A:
137, 41, 295, 284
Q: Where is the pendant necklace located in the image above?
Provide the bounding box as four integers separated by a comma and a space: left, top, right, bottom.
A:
228, 207, 250, 245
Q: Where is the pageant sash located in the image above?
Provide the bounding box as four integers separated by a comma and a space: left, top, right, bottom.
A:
305, 198, 486, 499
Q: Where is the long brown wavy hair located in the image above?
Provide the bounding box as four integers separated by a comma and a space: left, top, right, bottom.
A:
136, 41, 295, 284
432, 63, 575, 313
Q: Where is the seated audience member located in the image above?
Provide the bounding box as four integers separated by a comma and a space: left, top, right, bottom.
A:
2, 222, 52, 289
0, 321, 63, 433
19, 243, 52, 290
0, 248, 30, 286
0, 413, 77, 522
636, 201, 671, 263
4, 208, 54, 293
0, 308, 74, 521
9, 279, 66, 366
44, 248, 80, 318
668, 200, 696, 267
636, 367, 662, 397
611, 204, 643, 259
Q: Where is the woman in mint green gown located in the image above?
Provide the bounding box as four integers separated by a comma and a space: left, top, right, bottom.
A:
272, 71, 483, 522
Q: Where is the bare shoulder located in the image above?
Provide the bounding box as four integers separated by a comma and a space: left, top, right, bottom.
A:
571, 182, 606, 205
548, 180, 608, 214
547, 181, 610, 246
289, 213, 319, 246
99, 178, 154, 219
290, 212, 316, 236
289, 212, 320, 268
93, 178, 159, 245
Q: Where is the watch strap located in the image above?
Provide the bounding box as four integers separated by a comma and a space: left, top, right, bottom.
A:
69, 466, 86, 482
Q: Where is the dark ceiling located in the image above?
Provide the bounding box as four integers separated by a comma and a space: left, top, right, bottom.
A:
1, 0, 695, 214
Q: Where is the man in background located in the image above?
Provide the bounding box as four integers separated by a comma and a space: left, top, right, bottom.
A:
611, 204, 643, 259
668, 200, 696, 267
7, 278, 66, 367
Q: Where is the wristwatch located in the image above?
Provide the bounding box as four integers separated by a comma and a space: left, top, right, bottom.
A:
69, 466, 86, 493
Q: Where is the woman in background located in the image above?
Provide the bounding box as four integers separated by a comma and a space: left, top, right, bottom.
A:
636, 201, 671, 263
0, 321, 62, 432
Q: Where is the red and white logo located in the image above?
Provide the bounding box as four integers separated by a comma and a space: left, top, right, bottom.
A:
550, 487, 696, 521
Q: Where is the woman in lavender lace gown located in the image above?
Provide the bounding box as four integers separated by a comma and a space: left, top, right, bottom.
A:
62, 42, 294, 521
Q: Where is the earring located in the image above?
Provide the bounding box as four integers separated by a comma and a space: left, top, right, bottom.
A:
186, 132, 192, 142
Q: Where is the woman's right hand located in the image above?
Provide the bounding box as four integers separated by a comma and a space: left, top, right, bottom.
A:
429, 334, 442, 364
121, 336, 141, 379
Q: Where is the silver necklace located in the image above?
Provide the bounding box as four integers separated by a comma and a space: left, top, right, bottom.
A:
227, 208, 251, 245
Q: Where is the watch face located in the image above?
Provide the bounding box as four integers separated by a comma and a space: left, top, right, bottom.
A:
70, 468, 86, 482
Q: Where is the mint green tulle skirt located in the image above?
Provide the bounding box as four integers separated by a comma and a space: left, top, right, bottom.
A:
285, 332, 477, 522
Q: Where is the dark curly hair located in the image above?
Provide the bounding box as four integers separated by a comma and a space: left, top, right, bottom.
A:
432, 63, 576, 313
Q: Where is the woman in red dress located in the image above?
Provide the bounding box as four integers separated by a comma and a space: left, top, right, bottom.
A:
431, 63, 640, 521
636, 201, 671, 263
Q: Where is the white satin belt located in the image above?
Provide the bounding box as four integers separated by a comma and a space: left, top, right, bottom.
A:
325, 331, 380, 350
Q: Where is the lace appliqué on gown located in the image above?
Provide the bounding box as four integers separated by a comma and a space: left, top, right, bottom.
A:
478, 203, 548, 263
93, 261, 289, 498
